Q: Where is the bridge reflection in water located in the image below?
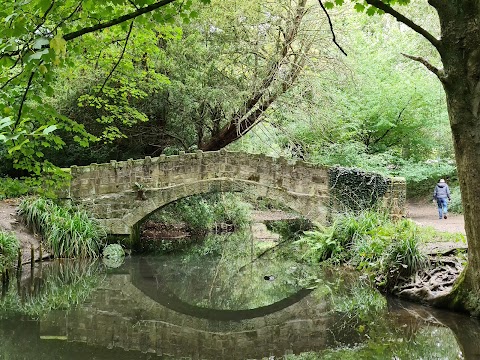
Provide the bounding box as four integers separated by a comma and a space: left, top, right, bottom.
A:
39, 257, 334, 359
13, 256, 480, 360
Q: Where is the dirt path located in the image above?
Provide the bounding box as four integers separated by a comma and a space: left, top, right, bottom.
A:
407, 200, 467, 256
407, 201, 465, 235
0, 199, 43, 264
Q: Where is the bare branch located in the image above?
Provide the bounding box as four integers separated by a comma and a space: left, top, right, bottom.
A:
52, 1, 83, 35
371, 97, 412, 147
0, 67, 25, 90
63, 0, 176, 42
401, 53, 445, 81
14, 70, 36, 131
97, 21, 135, 95
128, 0, 140, 10
366, 0, 441, 51
317, 0, 347, 56
33, 0, 56, 34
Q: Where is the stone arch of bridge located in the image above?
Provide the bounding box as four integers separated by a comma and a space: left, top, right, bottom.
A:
115, 178, 327, 238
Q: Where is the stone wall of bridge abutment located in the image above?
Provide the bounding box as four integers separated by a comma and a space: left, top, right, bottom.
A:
66, 150, 406, 236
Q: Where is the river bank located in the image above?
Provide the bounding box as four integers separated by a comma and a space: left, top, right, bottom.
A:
0, 199, 468, 306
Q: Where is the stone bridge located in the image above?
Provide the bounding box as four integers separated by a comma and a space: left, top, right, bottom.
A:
67, 150, 406, 237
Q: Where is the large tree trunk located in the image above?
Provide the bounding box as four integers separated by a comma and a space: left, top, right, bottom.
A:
433, 2, 480, 312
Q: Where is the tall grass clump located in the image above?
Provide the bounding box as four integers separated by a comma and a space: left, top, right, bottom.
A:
18, 197, 106, 258
296, 210, 428, 288
0, 232, 19, 273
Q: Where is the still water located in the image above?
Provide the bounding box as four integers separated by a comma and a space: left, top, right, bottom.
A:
0, 251, 479, 359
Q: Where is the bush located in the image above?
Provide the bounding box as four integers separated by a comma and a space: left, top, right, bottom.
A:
178, 198, 215, 235
0, 232, 19, 273
18, 197, 106, 258
150, 193, 252, 235
212, 193, 252, 230
448, 186, 463, 214
397, 160, 457, 199
0, 178, 31, 200
297, 210, 428, 287
384, 220, 427, 281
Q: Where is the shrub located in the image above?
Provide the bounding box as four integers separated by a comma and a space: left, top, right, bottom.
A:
297, 210, 428, 287
212, 193, 252, 230
383, 220, 427, 281
18, 197, 106, 258
102, 244, 125, 268
179, 198, 215, 235
0, 232, 19, 273
149, 193, 252, 235
397, 160, 457, 199
0, 178, 31, 200
448, 186, 463, 214
298, 223, 348, 263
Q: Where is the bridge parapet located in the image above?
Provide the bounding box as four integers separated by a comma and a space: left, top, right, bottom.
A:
70, 150, 328, 198
67, 150, 405, 236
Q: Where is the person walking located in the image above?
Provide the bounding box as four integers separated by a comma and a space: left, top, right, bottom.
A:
433, 179, 451, 219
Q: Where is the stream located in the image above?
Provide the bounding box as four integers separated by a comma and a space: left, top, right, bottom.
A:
0, 223, 479, 359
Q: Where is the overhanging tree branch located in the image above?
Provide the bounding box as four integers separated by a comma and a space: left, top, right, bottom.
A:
365, 0, 441, 51
401, 53, 445, 81
317, 0, 347, 56
63, 0, 176, 42
97, 21, 134, 95
14, 70, 36, 131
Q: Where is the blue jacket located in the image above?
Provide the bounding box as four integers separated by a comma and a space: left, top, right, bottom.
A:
433, 182, 451, 200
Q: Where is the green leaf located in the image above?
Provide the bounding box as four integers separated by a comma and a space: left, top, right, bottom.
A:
50, 34, 67, 57
28, 49, 49, 61
324, 2, 334, 9
33, 37, 49, 50
0, 117, 13, 130
42, 125, 57, 135
334, 0, 344, 5
354, 3, 365, 12
366, 6, 377, 16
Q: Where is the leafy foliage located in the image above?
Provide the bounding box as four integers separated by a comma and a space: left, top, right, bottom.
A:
297, 210, 427, 286
0, 178, 31, 199
149, 192, 252, 235
0, 0, 209, 175
449, 186, 463, 214
231, 6, 453, 200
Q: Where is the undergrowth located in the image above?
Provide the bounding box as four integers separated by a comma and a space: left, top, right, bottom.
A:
296, 210, 428, 288
150, 193, 252, 235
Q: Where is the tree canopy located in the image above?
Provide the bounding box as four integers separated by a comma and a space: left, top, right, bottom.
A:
0, 0, 208, 176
